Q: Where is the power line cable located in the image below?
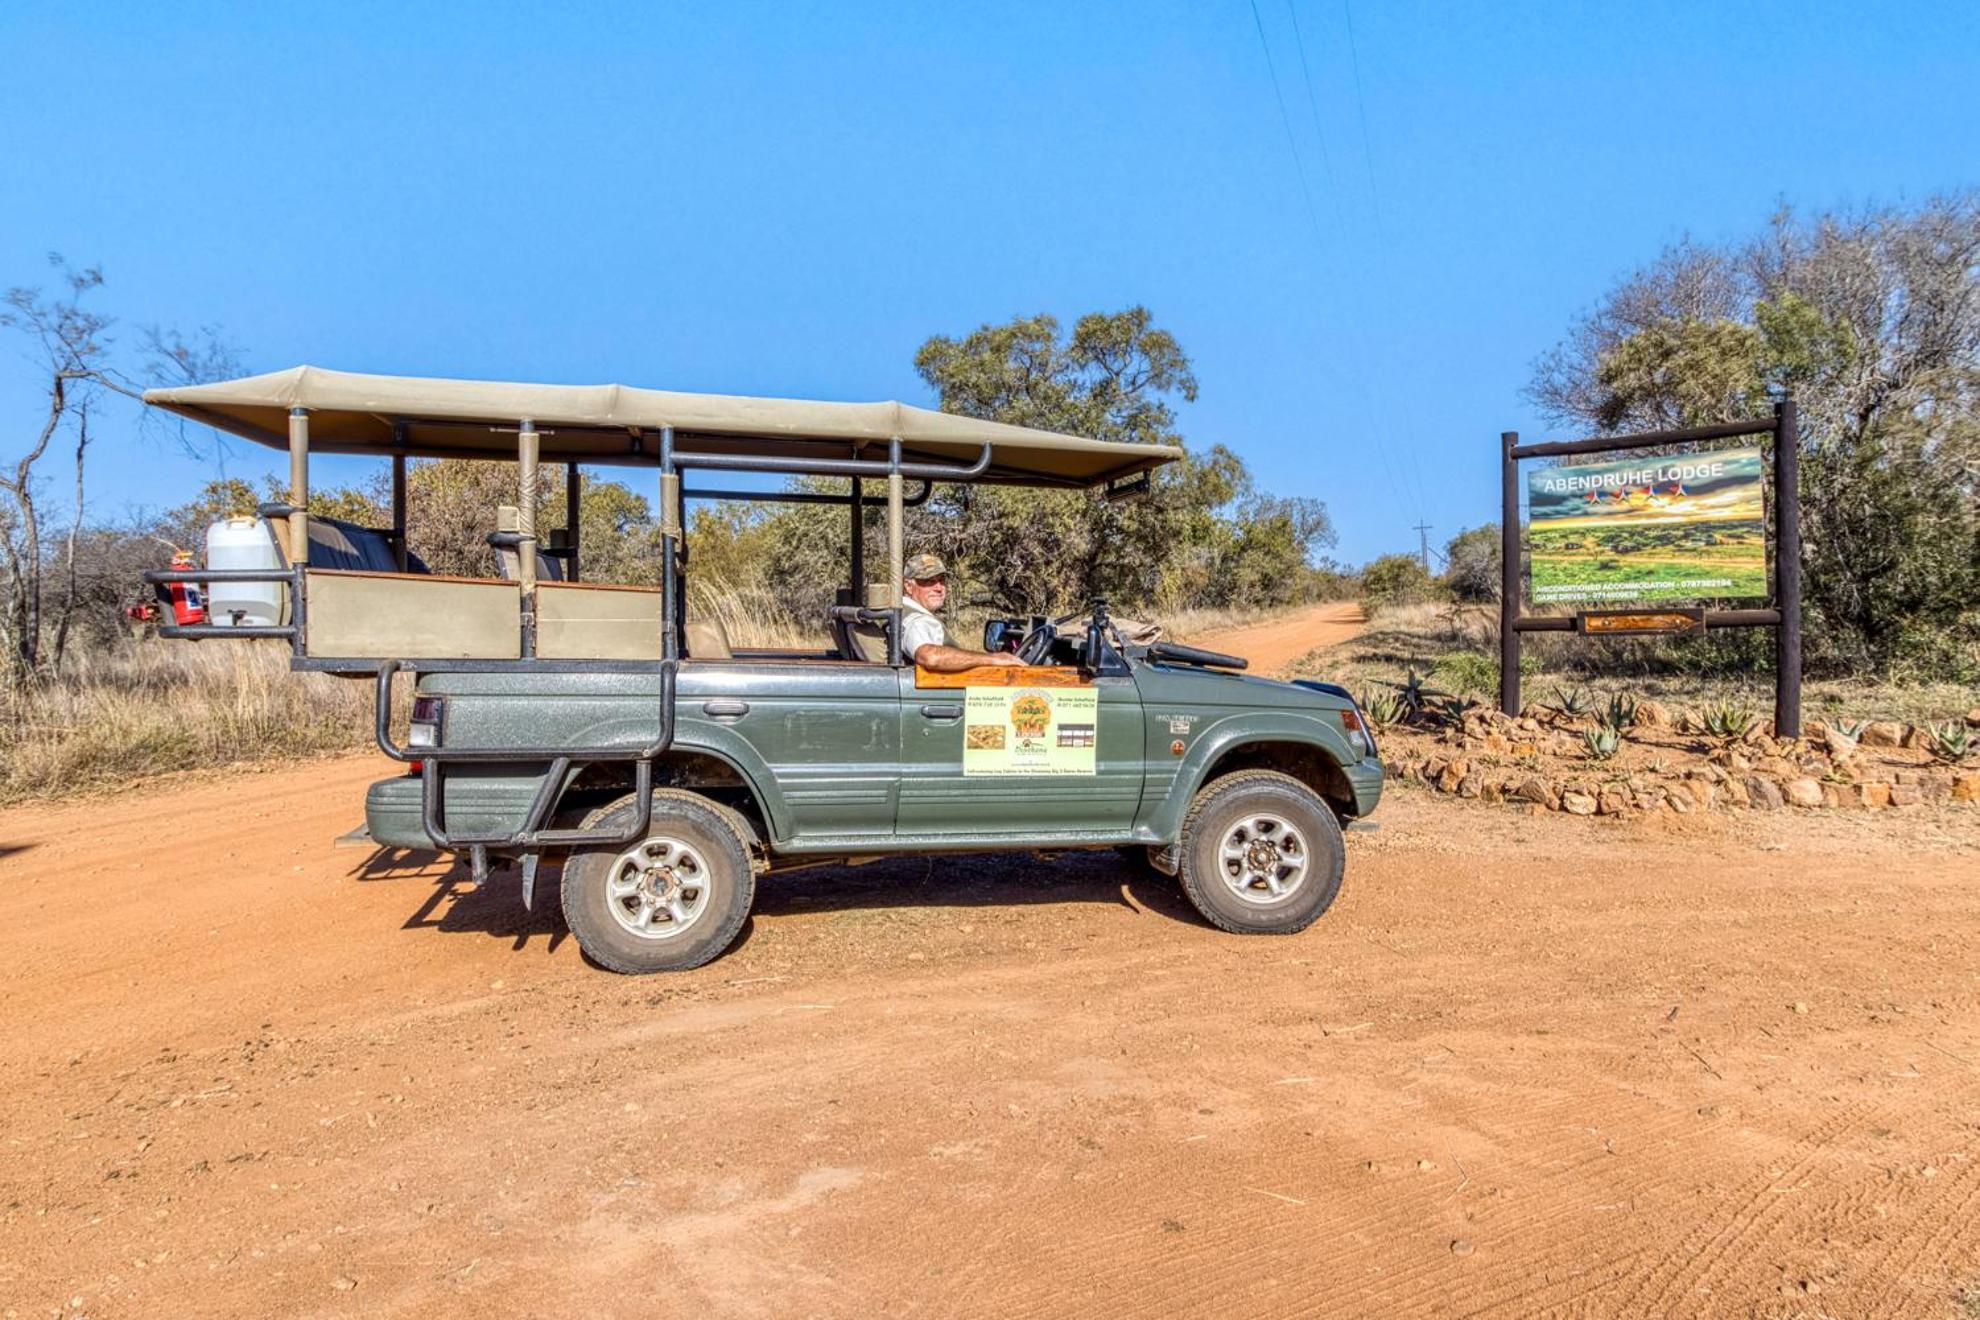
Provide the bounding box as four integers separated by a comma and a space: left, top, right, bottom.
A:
1245, 0, 1414, 522
1283, 0, 1345, 230
1339, 0, 1431, 521
1247, 0, 1327, 244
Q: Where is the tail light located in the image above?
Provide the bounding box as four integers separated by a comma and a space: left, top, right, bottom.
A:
408, 695, 444, 749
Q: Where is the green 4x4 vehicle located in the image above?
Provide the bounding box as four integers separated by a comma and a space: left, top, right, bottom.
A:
145, 368, 1382, 973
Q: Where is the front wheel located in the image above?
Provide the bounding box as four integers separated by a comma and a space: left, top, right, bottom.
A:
560, 791, 756, 973
1176, 770, 1345, 935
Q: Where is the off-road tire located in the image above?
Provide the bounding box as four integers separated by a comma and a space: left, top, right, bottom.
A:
560, 790, 757, 974
1176, 770, 1345, 935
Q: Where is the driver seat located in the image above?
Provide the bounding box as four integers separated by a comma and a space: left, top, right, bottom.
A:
831, 585, 896, 663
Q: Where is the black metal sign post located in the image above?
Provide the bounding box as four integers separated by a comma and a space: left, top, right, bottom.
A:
1498, 400, 1801, 737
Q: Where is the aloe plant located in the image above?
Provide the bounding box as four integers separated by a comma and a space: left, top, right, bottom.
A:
1701, 701, 1756, 740
1928, 721, 1973, 764
1386, 667, 1448, 721
1552, 684, 1593, 718
1434, 694, 1480, 725
1831, 718, 1869, 741
1583, 727, 1621, 760
1357, 688, 1405, 729
1599, 693, 1638, 734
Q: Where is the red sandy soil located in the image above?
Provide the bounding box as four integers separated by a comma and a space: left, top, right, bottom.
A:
4, 750, 1979, 1317
1182, 601, 1369, 676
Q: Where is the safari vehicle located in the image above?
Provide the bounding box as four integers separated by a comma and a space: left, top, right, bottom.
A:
144, 368, 1382, 973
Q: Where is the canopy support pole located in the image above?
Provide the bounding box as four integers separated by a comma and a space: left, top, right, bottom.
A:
660, 427, 680, 662
886, 437, 904, 600
391, 436, 408, 573
287, 407, 309, 564
517, 420, 539, 658
516, 420, 539, 591
848, 475, 864, 597
565, 461, 581, 583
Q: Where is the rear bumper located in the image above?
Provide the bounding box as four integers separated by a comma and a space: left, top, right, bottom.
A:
364, 770, 553, 850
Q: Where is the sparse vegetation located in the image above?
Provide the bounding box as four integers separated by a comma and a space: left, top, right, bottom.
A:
1928, 722, 1973, 765
1599, 693, 1638, 734
1552, 685, 1594, 718
1701, 701, 1757, 741
1433, 650, 1497, 698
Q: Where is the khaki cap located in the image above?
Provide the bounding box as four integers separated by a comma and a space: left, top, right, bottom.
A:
904, 553, 947, 581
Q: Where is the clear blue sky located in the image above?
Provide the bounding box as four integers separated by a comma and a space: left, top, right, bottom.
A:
1, 0, 1973, 566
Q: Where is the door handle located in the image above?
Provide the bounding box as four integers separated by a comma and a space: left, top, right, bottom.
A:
702, 699, 750, 718
920, 703, 964, 720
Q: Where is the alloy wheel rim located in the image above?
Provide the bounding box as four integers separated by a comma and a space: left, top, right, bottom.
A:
604, 836, 710, 940
1216, 814, 1309, 905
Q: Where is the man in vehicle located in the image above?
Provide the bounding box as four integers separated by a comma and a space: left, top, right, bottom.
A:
900, 553, 1027, 673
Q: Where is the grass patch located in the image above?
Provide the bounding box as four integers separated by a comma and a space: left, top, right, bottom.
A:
1290, 601, 1976, 727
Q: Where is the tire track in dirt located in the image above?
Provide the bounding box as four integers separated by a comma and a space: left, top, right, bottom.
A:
1615, 1095, 1883, 1314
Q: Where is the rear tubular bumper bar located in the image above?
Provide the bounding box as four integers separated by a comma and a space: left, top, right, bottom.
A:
373, 658, 678, 855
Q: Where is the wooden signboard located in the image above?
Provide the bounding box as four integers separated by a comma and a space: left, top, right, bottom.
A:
1577, 608, 1707, 636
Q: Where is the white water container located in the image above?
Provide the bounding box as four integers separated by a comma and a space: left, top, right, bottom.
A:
204, 517, 285, 627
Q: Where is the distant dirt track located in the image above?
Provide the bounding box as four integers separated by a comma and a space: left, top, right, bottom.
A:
1180, 600, 1367, 675
5, 748, 1979, 1315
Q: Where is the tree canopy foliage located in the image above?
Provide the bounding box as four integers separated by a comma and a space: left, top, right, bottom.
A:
691, 307, 1339, 618
1527, 195, 1980, 678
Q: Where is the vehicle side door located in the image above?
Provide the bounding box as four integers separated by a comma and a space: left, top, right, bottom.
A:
894, 664, 1144, 838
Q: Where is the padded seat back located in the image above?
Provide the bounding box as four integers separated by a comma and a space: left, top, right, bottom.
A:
301, 517, 428, 574
685, 619, 733, 660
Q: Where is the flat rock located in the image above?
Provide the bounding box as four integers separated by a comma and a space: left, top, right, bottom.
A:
1783, 777, 1824, 808
1860, 721, 1906, 748
1745, 776, 1785, 811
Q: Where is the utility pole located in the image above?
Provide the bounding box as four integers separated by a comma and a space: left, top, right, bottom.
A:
1413, 521, 1433, 573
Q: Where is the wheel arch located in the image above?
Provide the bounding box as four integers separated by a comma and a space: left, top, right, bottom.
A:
1148, 718, 1358, 841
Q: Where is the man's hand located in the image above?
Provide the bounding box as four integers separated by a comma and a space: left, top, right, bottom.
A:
983, 650, 1026, 668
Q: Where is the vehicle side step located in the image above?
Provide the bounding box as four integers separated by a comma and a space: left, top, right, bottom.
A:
333, 823, 375, 849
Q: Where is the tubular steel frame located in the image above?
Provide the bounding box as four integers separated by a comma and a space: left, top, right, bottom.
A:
1498, 400, 1802, 736
140, 417, 995, 873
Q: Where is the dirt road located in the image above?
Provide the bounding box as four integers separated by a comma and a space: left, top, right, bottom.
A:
1181, 600, 1367, 675
4, 756, 1979, 1317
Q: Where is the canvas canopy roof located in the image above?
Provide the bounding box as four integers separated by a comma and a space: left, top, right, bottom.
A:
144, 366, 1181, 487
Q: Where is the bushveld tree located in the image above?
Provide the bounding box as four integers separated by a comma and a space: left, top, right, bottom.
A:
0, 257, 237, 687
1442, 524, 1500, 603
687, 308, 1336, 620
1527, 195, 1980, 677
1361, 553, 1439, 614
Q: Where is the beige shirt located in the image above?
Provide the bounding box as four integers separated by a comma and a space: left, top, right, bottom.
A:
899, 595, 947, 660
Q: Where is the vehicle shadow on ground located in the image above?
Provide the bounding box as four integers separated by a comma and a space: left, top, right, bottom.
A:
348, 845, 1206, 957
750, 851, 1201, 928
348, 845, 571, 955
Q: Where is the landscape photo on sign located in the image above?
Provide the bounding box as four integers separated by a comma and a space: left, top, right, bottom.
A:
1526, 447, 1768, 605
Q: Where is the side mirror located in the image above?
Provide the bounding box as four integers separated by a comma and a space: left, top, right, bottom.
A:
983, 619, 1012, 653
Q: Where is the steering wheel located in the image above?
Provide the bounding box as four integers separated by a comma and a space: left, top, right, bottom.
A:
1014, 600, 1111, 666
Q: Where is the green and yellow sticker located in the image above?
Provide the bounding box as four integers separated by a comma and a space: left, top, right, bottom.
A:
962, 686, 1099, 777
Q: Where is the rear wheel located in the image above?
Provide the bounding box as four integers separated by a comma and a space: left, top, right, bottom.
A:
560, 790, 756, 973
1176, 770, 1344, 935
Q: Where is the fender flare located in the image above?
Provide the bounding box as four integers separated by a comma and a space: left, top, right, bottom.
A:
1145, 713, 1356, 841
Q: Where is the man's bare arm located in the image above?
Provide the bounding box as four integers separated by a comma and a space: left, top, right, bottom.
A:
912, 642, 1026, 673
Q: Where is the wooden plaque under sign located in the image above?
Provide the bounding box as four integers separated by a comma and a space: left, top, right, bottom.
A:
1577, 608, 1707, 636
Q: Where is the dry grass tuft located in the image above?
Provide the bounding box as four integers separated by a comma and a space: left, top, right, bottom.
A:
1, 642, 375, 803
